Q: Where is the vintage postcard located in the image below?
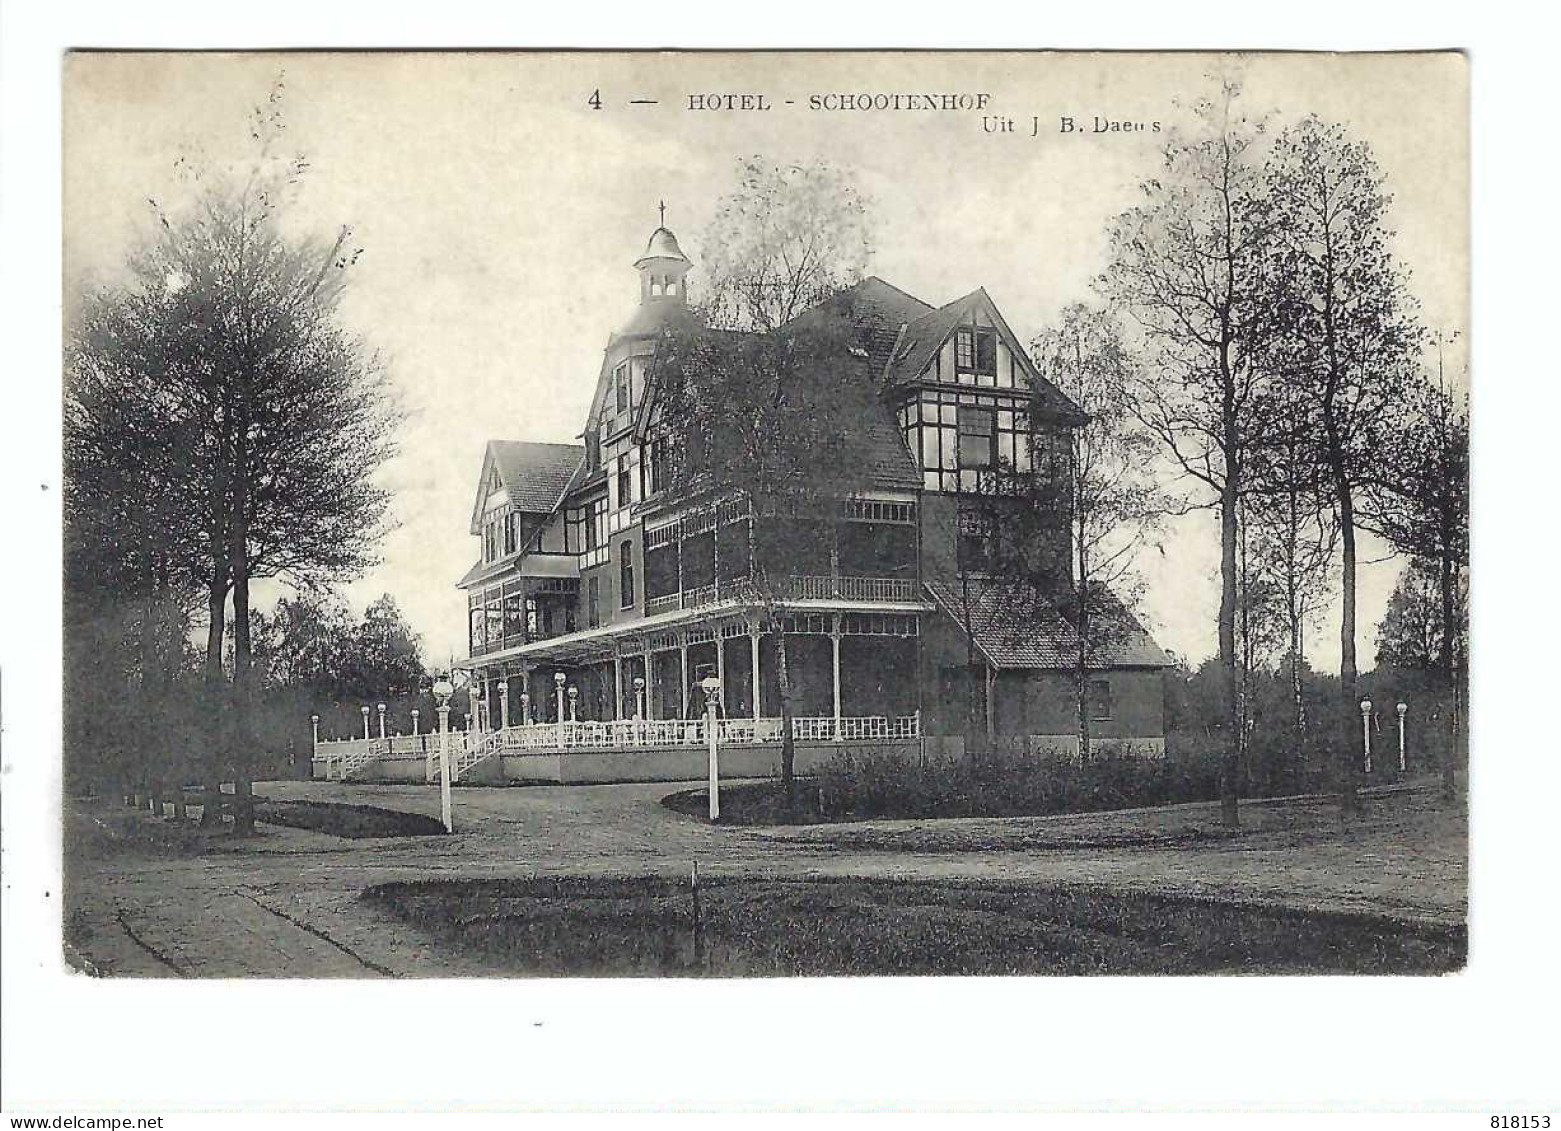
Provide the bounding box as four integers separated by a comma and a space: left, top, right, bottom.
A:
58, 50, 1468, 984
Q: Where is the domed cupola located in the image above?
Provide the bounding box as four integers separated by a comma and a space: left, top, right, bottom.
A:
633, 202, 692, 307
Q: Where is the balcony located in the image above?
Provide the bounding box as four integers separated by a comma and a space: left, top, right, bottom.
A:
644, 574, 917, 615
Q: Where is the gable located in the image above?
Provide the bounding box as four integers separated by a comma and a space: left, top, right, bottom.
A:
885, 290, 1086, 424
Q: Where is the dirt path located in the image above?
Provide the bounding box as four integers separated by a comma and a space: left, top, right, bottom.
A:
64, 778, 1466, 978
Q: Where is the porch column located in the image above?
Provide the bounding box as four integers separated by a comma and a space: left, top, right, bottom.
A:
831, 613, 842, 740
678, 636, 690, 718
498, 679, 510, 729
613, 654, 625, 719
644, 648, 657, 720
985, 664, 996, 746
749, 623, 762, 719
715, 630, 727, 701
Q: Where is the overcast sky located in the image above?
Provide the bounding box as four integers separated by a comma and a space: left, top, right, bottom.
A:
63, 51, 1468, 673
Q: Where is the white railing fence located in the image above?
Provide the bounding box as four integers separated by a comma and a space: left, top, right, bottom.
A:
315, 714, 920, 776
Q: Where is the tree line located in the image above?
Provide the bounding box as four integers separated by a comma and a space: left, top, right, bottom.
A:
64, 78, 401, 830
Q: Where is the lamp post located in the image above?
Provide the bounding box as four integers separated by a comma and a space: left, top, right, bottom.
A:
1397, 702, 1409, 773
377, 702, 387, 740
634, 675, 646, 721
567, 685, 579, 722
1360, 699, 1374, 775
411, 708, 420, 736
701, 675, 722, 821
498, 680, 510, 730
433, 677, 454, 833
310, 714, 319, 746
361, 705, 371, 741
554, 671, 567, 724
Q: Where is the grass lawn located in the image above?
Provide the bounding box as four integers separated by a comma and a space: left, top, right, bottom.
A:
359, 874, 1465, 976
253, 798, 447, 838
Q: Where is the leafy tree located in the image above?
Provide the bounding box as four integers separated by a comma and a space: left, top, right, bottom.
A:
65, 76, 400, 830
1260, 115, 1426, 811
650, 156, 880, 815
1100, 81, 1281, 827
1362, 364, 1468, 798
1375, 558, 1467, 673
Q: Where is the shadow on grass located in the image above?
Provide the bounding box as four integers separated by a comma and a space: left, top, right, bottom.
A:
253, 799, 447, 838
360, 874, 1465, 977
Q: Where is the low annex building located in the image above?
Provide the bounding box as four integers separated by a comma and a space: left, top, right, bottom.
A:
315, 216, 1170, 785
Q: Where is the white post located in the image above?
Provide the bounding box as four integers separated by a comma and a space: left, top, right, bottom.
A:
554, 671, 567, 726
702, 675, 722, 821
633, 675, 646, 721
519, 692, 530, 727
361, 705, 371, 741
411, 709, 420, 736
831, 617, 843, 741
310, 714, 319, 746
498, 680, 510, 730
377, 702, 387, 740
568, 685, 579, 723
1360, 699, 1374, 775
750, 626, 762, 719
434, 678, 455, 833
1397, 702, 1408, 772
613, 655, 625, 720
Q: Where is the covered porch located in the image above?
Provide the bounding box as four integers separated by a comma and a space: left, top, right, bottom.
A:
460, 608, 923, 746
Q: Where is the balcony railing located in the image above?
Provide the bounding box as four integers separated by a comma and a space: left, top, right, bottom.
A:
641, 574, 917, 616
485, 712, 920, 752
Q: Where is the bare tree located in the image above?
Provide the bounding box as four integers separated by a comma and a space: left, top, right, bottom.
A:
1023, 304, 1163, 764
1100, 81, 1281, 827
1261, 115, 1425, 811
697, 157, 874, 332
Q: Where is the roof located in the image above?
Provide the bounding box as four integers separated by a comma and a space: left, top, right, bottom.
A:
789, 276, 934, 376
488, 440, 584, 512
883, 289, 984, 388
925, 578, 1172, 670
634, 226, 690, 267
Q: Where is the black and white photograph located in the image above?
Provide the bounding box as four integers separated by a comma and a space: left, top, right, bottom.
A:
55, 50, 1469, 979
12, 21, 1553, 1117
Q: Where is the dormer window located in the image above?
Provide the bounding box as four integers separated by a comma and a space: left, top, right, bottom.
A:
956, 327, 997, 375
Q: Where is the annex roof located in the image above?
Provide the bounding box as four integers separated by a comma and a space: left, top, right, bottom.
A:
925, 578, 1172, 670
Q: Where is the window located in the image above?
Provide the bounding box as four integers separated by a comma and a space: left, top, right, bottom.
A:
957, 406, 996, 469
619, 542, 636, 609
956, 327, 997, 375
957, 508, 994, 572
1089, 680, 1113, 721
614, 362, 630, 414
503, 513, 518, 556
617, 460, 632, 509
585, 496, 607, 551
587, 576, 600, 628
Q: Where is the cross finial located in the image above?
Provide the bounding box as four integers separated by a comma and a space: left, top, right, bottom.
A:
658, 200, 667, 228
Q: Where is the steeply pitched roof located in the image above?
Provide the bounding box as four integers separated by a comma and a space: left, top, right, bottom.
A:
925, 579, 1171, 670
488, 440, 584, 513
790, 276, 934, 376
883, 289, 984, 389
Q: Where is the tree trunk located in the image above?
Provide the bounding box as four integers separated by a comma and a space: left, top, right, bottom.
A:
1439, 547, 1458, 802
199, 564, 228, 828
230, 424, 256, 837
1075, 530, 1091, 766
1217, 477, 1241, 828
1336, 479, 1363, 814
775, 626, 796, 818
